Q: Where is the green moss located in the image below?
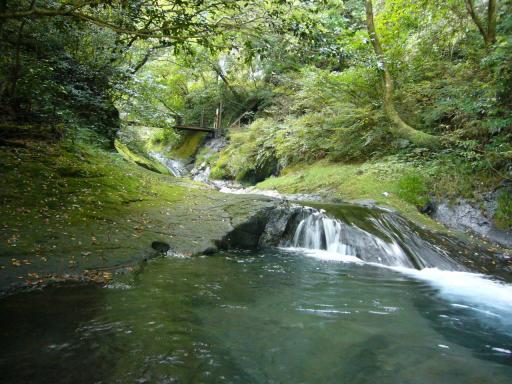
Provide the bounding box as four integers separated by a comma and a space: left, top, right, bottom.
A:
257, 159, 445, 230
396, 172, 429, 208
171, 132, 207, 159
0, 137, 213, 289
114, 139, 170, 175
495, 190, 512, 230
210, 151, 232, 180
0, 133, 284, 292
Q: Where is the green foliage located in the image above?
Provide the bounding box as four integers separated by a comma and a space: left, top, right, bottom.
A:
150, 129, 181, 149
207, 0, 512, 195
396, 172, 429, 208
210, 65, 393, 182
0, 10, 123, 141
210, 119, 278, 182
210, 152, 232, 180
1, 0, 511, 221
495, 190, 512, 230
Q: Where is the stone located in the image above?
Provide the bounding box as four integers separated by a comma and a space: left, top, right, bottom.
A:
431, 195, 512, 248
259, 203, 302, 247
151, 241, 171, 253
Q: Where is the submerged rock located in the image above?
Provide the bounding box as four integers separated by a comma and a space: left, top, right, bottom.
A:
151, 241, 170, 253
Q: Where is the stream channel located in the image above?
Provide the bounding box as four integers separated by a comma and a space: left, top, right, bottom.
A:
1, 152, 512, 383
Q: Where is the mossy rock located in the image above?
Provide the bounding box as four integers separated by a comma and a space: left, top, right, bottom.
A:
114, 140, 169, 175
236, 154, 278, 184
56, 165, 100, 178
171, 132, 208, 159
0, 138, 282, 293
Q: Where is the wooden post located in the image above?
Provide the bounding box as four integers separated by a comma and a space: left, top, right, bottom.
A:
214, 101, 223, 138
214, 107, 219, 138
217, 100, 223, 138
200, 107, 205, 128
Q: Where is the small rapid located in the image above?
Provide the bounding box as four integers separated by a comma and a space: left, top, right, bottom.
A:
282, 207, 464, 270
282, 207, 512, 336
149, 151, 188, 176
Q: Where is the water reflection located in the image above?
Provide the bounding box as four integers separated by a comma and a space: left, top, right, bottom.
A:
0, 250, 511, 383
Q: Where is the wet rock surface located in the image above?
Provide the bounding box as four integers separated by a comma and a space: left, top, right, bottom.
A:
0, 187, 280, 295
0, 140, 282, 295
217, 201, 302, 250
432, 191, 512, 249
301, 203, 512, 279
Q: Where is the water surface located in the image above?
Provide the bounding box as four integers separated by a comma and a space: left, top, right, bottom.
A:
1, 249, 511, 383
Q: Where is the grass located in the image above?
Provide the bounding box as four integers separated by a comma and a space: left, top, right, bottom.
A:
495, 190, 512, 230
396, 171, 429, 207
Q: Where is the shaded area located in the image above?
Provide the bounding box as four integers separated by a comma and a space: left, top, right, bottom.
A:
0, 285, 112, 384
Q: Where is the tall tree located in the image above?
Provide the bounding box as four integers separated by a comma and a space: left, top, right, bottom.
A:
364, 0, 439, 147
464, 0, 497, 47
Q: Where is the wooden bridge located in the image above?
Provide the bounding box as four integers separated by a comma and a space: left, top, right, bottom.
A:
130, 101, 252, 137
172, 102, 223, 138
172, 125, 215, 133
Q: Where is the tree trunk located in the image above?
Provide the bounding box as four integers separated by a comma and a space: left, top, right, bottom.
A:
10, 0, 36, 102
211, 63, 241, 99
487, 0, 497, 45
464, 0, 497, 47
364, 0, 439, 147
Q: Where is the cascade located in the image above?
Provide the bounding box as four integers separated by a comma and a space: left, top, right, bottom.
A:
149, 152, 187, 177
284, 207, 465, 271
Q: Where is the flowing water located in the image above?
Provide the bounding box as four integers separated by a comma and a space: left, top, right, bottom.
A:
149, 151, 188, 177
1, 207, 512, 383
284, 205, 468, 270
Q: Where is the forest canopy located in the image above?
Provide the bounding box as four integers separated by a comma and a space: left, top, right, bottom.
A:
0, 0, 511, 175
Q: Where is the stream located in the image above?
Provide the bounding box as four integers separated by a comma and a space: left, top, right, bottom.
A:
1, 204, 512, 383
2, 149, 512, 383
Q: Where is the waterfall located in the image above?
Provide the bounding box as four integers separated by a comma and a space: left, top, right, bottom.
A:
285, 207, 465, 271
291, 211, 355, 255
149, 152, 187, 177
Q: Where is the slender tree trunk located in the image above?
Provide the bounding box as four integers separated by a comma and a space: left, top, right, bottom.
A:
211, 63, 241, 99
364, 0, 439, 147
487, 0, 497, 45
464, 0, 497, 47
10, 0, 36, 102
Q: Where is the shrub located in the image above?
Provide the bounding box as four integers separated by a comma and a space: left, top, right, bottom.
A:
396, 172, 429, 208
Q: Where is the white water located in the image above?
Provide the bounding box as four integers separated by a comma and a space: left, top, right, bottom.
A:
394, 267, 512, 330
287, 210, 512, 336
149, 151, 187, 177
292, 212, 354, 254
289, 209, 414, 267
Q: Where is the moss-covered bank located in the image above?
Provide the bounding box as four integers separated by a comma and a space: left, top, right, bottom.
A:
0, 138, 275, 295
255, 158, 512, 240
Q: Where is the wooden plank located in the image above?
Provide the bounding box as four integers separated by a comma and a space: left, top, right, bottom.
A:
172, 125, 214, 132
